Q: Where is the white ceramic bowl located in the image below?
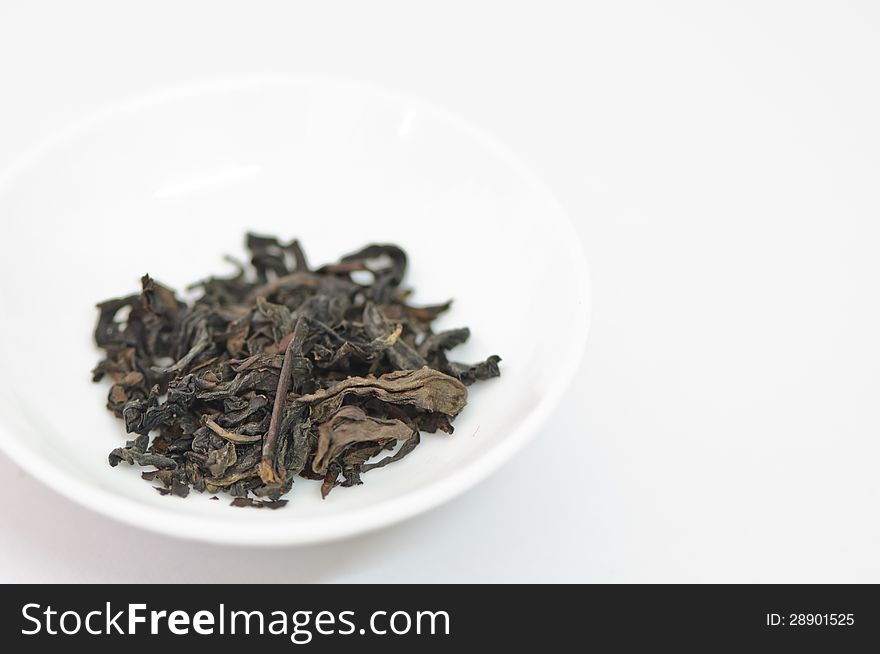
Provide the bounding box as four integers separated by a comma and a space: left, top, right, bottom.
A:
0, 76, 590, 545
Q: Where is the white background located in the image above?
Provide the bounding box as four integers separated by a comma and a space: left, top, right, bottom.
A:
1, 0, 879, 582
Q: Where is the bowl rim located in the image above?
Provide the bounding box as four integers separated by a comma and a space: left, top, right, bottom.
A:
0, 73, 592, 546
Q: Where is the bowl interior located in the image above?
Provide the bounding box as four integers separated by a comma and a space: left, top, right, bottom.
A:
0, 77, 589, 544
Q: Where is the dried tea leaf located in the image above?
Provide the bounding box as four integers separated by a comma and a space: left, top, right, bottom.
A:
230, 497, 289, 509
109, 444, 177, 470
361, 430, 421, 473
203, 416, 262, 444
206, 441, 238, 477
298, 366, 468, 423
312, 405, 414, 474
92, 234, 500, 508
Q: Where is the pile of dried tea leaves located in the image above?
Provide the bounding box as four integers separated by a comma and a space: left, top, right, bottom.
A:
92, 234, 501, 507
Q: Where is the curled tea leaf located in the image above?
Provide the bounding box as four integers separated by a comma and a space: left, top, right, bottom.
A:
298, 367, 468, 423
92, 235, 498, 508
203, 416, 262, 444
312, 405, 414, 475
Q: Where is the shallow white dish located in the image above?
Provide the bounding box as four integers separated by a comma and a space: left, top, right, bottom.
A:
0, 76, 590, 546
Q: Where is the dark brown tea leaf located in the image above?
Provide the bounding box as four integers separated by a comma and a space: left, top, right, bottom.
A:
92, 234, 501, 506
